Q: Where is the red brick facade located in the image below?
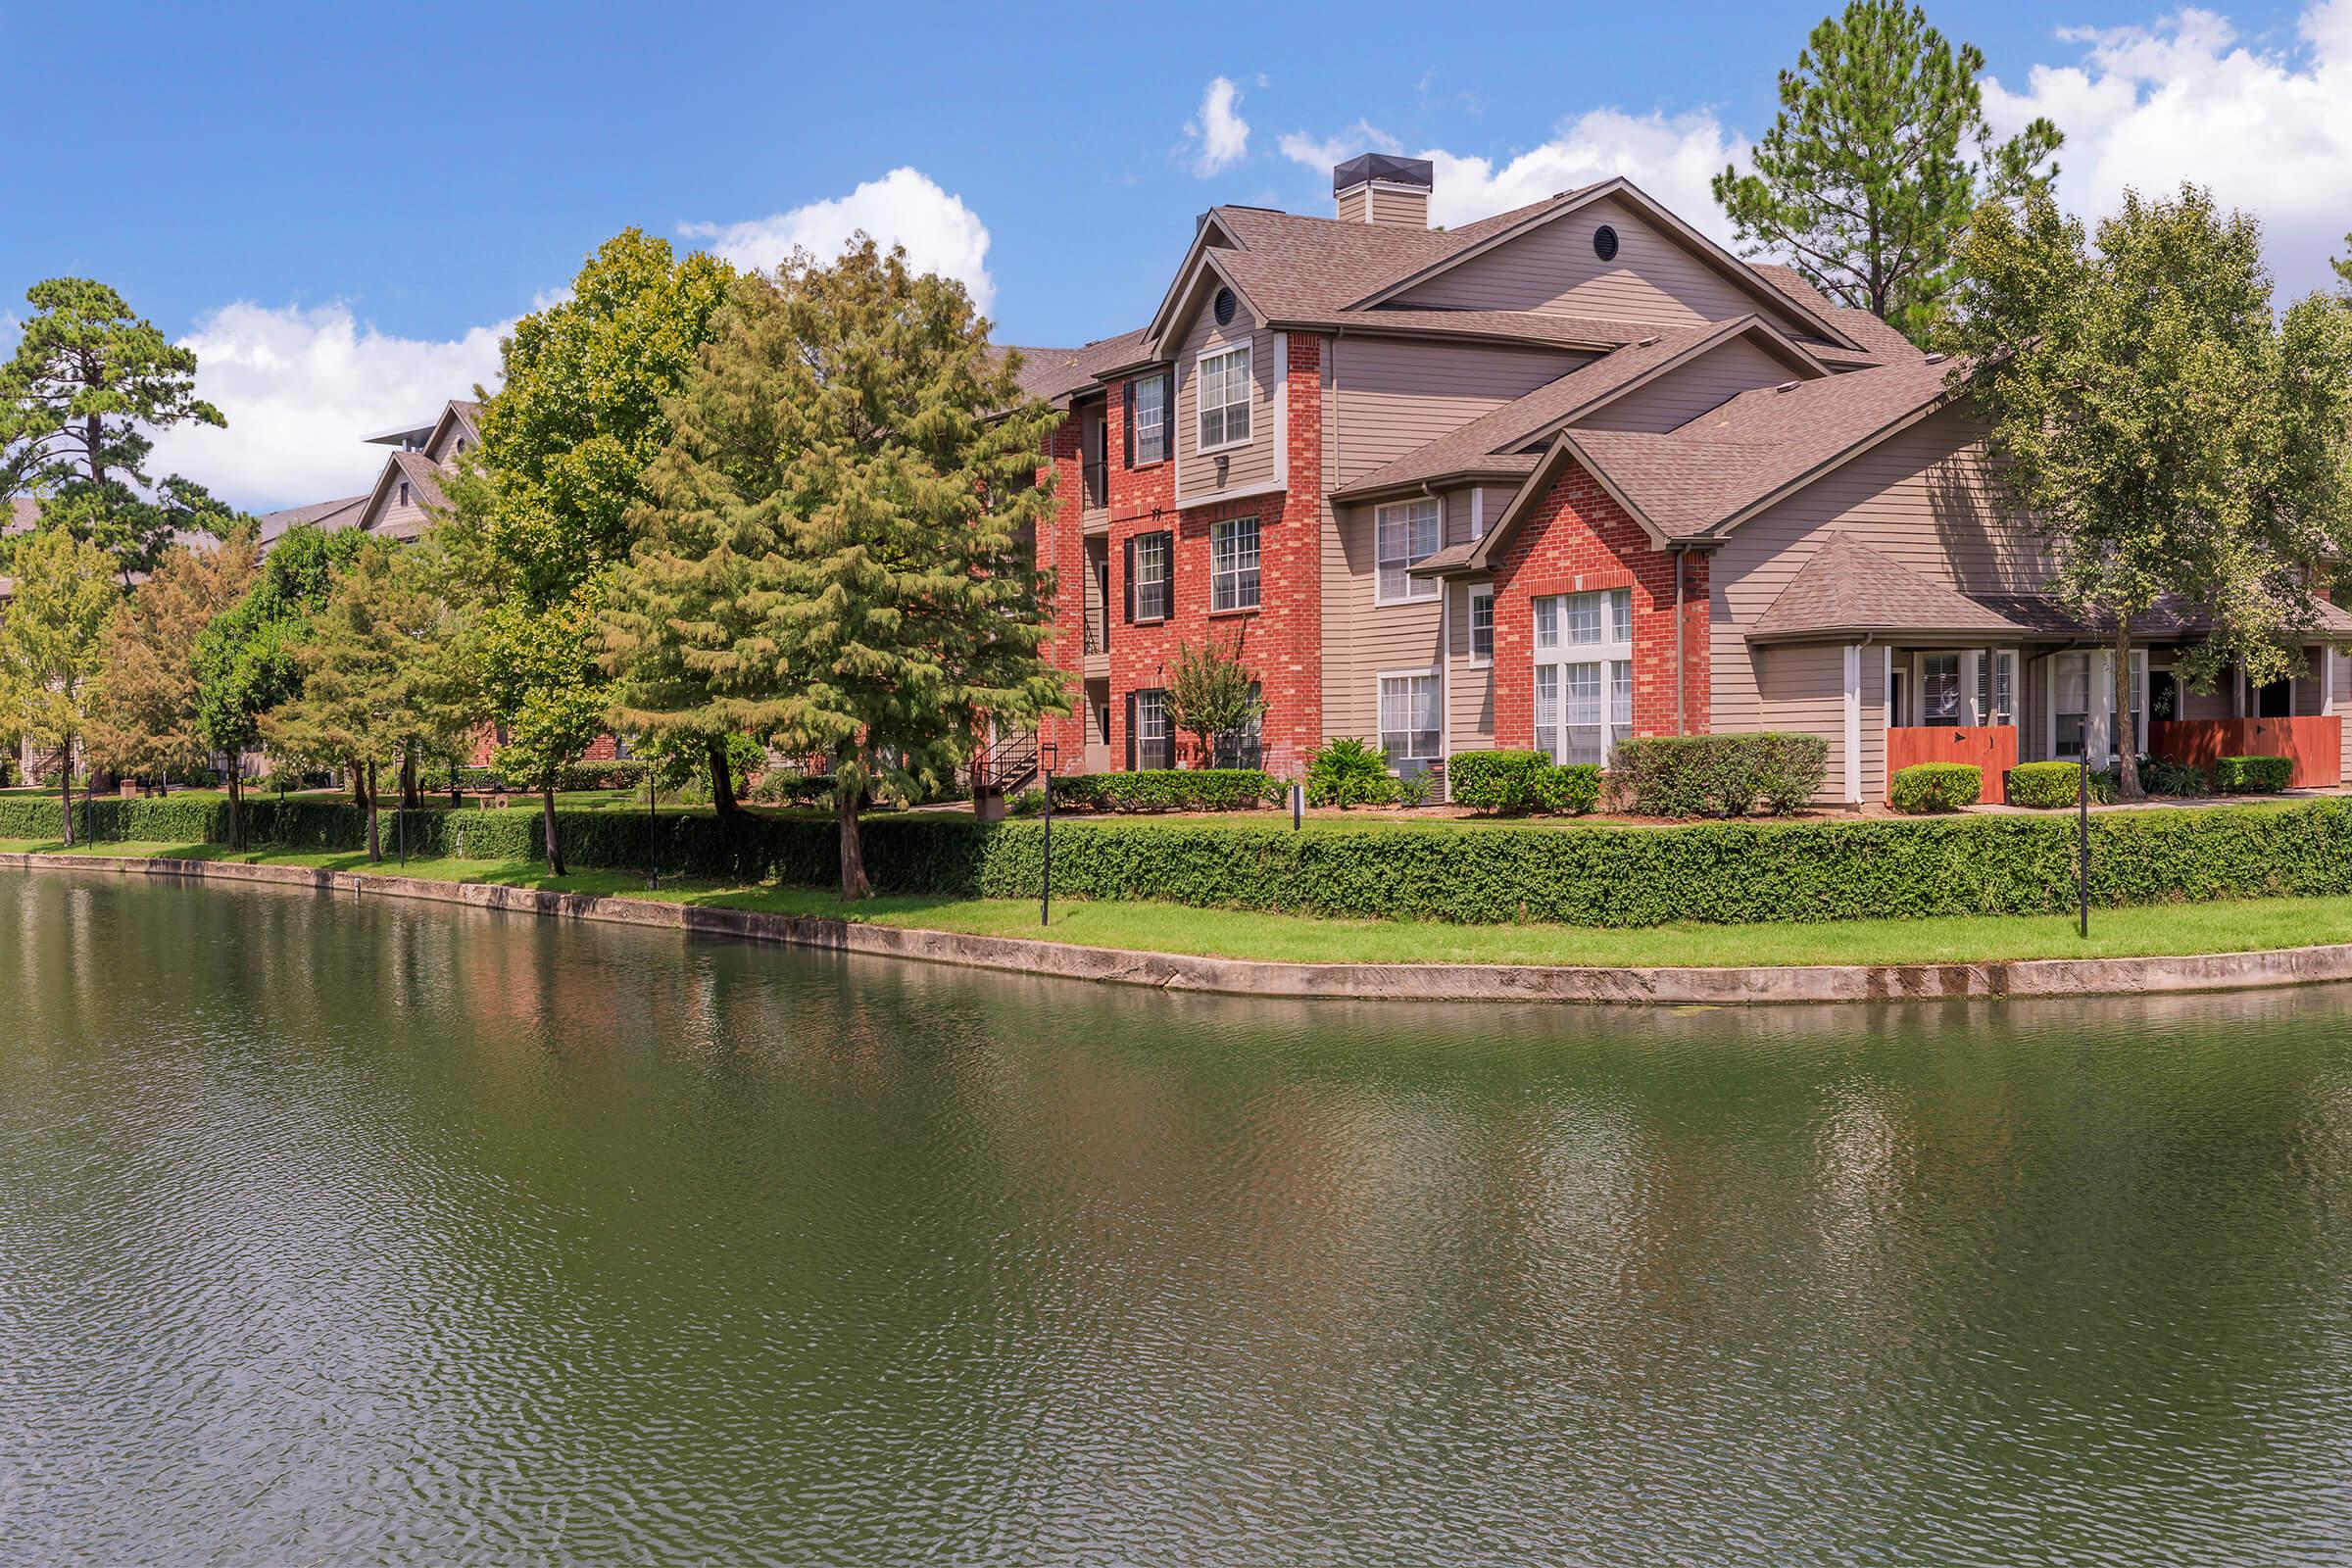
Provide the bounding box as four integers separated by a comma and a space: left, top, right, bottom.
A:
1489, 458, 1709, 749
1035, 416, 1090, 769
1043, 331, 1328, 778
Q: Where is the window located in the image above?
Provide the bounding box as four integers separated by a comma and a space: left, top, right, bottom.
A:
1129, 688, 1172, 770
1920, 653, 1963, 726
1468, 590, 1494, 663
1197, 345, 1251, 450
1979, 650, 2018, 727
2127, 652, 2146, 751
1379, 672, 1441, 765
1210, 516, 1260, 612
1375, 499, 1441, 604
1127, 373, 1168, 466
1532, 588, 1636, 765
2054, 653, 2090, 759
1125, 531, 1171, 622
398, 480, 411, 509
1212, 686, 1263, 768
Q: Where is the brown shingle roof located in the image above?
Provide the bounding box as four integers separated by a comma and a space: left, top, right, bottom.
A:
1745, 264, 1921, 366
1748, 533, 2034, 642
1001, 327, 1152, 404
1563, 356, 1958, 538
1341, 317, 1826, 500
258, 494, 367, 545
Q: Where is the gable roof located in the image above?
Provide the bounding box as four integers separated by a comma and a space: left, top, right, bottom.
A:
1002, 327, 1153, 406
257, 494, 367, 546
356, 449, 449, 542
1336, 315, 1832, 501
1748, 533, 2033, 643
1346, 179, 1866, 351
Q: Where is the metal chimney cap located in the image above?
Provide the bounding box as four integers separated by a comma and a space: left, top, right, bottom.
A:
1333, 153, 1434, 194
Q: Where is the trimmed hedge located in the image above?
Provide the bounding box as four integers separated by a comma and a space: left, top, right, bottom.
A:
2216, 755, 2294, 795
1889, 762, 1983, 814
14, 794, 2352, 931
1448, 751, 1601, 815
2007, 760, 2114, 810
1049, 768, 1281, 813
1609, 733, 1828, 817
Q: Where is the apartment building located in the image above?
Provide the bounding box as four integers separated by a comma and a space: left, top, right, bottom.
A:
1014, 156, 2352, 803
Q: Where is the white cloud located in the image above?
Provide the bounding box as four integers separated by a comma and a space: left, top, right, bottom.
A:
148, 302, 507, 514
1279, 108, 1747, 238
1984, 1, 2352, 296
1185, 76, 1252, 175
683, 167, 996, 313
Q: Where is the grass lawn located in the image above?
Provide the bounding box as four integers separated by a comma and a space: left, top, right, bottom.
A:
9, 835, 2352, 969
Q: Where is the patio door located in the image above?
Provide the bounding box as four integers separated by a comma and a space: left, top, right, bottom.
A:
1911, 650, 2016, 727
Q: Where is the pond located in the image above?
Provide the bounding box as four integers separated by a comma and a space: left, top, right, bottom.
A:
6, 870, 2352, 1565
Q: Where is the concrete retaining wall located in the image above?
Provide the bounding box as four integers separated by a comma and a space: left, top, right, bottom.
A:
11, 852, 2352, 1007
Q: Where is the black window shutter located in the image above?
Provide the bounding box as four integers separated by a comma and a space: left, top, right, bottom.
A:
1157, 529, 1175, 618
1123, 381, 1136, 467
1125, 693, 1138, 771
1123, 537, 1136, 623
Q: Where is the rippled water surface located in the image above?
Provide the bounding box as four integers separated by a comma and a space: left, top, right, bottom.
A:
9, 872, 2352, 1564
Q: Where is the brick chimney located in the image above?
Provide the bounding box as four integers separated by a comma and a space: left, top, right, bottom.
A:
1334, 153, 1433, 227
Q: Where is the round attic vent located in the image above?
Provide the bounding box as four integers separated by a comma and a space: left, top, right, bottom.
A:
1593, 224, 1620, 262
1213, 286, 1239, 326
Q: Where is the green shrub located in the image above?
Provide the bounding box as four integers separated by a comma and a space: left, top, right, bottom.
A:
1610, 733, 1829, 817
2216, 755, 2294, 795
2138, 756, 2209, 797
1448, 751, 1601, 815
1305, 739, 1399, 808
2007, 760, 2116, 809
1049, 769, 1279, 813
1007, 788, 1047, 816
1889, 762, 1983, 813
1396, 771, 1438, 808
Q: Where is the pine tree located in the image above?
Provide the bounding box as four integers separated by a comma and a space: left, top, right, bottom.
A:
1947, 185, 2352, 800
86, 525, 262, 786
265, 541, 462, 862
0, 277, 236, 584
0, 529, 119, 845
620, 238, 1068, 898
1712, 1, 2062, 343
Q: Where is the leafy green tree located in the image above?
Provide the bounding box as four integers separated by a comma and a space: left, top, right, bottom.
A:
85, 525, 261, 787
1164, 634, 1266, 764
1712, 1, 2062, 343
264, 541, 462, 861
193, 524, 367, 846
623, 239, 1067, 898
0, 529, 119, 844
0, 277, 236, 584
440, 228, 734, 864
1946, 184, 2352, 800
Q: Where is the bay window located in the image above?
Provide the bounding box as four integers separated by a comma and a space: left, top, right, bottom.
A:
1531, 588, 1635, 765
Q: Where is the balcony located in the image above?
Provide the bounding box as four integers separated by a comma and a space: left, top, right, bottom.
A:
1082, 459, 1107, 512
1083, 603, 1108, 677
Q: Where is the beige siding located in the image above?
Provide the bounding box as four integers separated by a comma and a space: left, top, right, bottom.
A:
1368, 186, 1428, 227
1323, 499, 1446, 744
1445, 576, 1496, 754
1329, 336, 1583, 487
424, 414, 474, 465
1710, 406, 2045, 731
1173, 293, 1276, 506
1572, 338, 1795, 434
1395, 196, 1820, 336
1335, 187, 1369, 223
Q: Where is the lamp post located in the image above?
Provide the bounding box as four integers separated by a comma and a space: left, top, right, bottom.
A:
2077, 754, 2090, 939
647, 764, 660, 892
1040, 740, 1058, 927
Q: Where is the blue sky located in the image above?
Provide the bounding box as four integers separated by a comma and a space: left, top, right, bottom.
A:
5, 0, 2344, 509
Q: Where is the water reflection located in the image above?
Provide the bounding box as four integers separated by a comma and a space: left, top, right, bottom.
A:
5, 870, 2352, 1565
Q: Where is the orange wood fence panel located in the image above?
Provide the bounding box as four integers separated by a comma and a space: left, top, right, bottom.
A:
1886, 725, 2020, 805
2151, 716, 2342, 788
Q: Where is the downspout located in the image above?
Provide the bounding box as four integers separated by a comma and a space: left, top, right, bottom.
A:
1425, 480, 1448, 800
1673, 544, 1688, 736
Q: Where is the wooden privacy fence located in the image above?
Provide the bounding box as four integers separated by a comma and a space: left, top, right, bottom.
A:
1886, 725, 2020, 805
2152, 716, 2343, 788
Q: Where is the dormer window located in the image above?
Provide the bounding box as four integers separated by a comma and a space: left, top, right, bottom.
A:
398, 481, 411, 509
1197, 344, 1251, 452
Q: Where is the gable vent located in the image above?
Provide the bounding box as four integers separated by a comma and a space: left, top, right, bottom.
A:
1593, 224, 1620, 262
1212, 286, 1238, 326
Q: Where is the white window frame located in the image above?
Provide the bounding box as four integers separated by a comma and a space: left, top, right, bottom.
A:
1209, 515, 1260, 612
1530, 589, 1636, 766
1467, 588, 1494, 666
1374, 498, 1441, 605
1196, 343, 1252, 454
1131, 531, 1170, 623
1133, 687, 1172, 770
1133, 373, 1168, 466
1377, 667, 1444, 765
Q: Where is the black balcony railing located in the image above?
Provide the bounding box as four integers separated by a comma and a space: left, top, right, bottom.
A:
1084, 608, 1108, 655
1082, 459, 1108, 510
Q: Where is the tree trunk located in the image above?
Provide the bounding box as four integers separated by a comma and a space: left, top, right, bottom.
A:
226, 765, 244, 852
542, 768, 565, 877
709, 737, 740, 819
350, 763, 368, 809
59, 745, 74, 849
2113, 625, 2142, 801
838, 788, 870, 901
364, 759, 381, 862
